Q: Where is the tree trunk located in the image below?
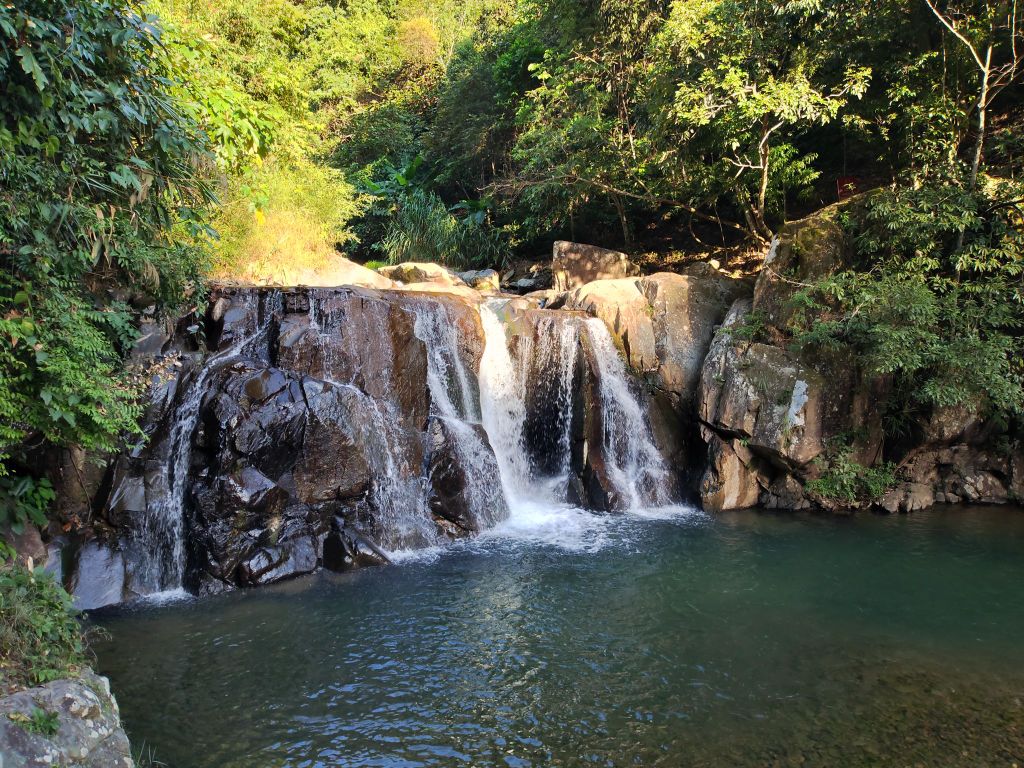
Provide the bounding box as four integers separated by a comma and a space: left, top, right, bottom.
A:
968, 44, 993, 191
756, 127, 772, 236
611, 193, 631, 248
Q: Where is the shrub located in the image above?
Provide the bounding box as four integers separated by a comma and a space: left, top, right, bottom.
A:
209, 160, 366, 284
380, 189, 508, 269
789, 178, 1024, 420
0, 566, 85, 693
805, 446, 897, 505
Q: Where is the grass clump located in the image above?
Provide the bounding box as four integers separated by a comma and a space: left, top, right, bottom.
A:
0, 565, 85, 694
6, 706, 60, 736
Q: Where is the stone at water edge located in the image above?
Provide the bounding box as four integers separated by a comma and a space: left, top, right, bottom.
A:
0, 669, 134, 768
457, 268, 501, 292
551, 240, 639, 292
700, 433, 762, 512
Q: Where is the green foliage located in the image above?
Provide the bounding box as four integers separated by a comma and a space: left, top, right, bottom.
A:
210, 160, 365, 282
0, 0, 211, 489
727, 310, 770, 343
806, 446, 897, 505
0, 477, 55, 535
0, 566, 85, 692
380, 189, 508, 269
790, 179, 1024, 417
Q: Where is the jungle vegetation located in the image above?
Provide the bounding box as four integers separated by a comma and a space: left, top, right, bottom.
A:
0, 0, 1022, 543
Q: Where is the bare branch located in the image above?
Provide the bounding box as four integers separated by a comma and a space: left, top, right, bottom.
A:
923, 0, 987, 71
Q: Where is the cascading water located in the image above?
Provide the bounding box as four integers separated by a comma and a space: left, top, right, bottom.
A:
478, 297, 676, 519
412, 302, 508, 530
305, 290, 439, 553
129, 290, 283, 596
477, 300, 584, 504
582, 317, 675, 510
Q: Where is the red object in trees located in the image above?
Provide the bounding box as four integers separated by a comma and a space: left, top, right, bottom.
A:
837, 176, 859, 200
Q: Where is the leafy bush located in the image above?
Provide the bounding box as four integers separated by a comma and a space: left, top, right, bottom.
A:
806, 447, 897, 505
0, 566, 85, 693
380, 189, 508, 269
0, 0, 211, 492
790, 179, 1024, 418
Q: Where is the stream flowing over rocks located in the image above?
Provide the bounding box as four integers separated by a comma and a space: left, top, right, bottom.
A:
35, 206, 1023, 611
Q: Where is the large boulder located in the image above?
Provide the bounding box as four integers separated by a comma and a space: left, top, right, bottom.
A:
0, 669, 133, 768
565, 265, 750, 408
70, 542, 128, 610
754, 200, 854, 331
551, 241, 639, 291
640, 266, 751, 407
564, 278, 656, 373
699, 300, 828, 469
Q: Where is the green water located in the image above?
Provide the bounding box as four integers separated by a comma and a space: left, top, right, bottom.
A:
92, 506, 1024, 767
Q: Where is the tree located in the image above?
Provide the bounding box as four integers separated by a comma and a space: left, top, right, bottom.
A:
656, 0, 871, 239
923, 0, 1023, 188
0, 0, 211, 532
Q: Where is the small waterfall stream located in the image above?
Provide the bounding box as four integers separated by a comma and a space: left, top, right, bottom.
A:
413, 302, 508, 530
582, 318, 675, 510
130, 290, 283, 595
305, 290, 439, 553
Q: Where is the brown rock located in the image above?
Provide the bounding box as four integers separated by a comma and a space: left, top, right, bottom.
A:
552, 241, 639, 291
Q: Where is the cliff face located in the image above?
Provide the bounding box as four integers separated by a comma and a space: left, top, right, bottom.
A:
32, 224, 1022, 610
694, 202, 1024, 512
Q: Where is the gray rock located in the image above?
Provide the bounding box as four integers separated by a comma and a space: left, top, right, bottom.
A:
0, 669, 133, 768
70, 543, 127, 610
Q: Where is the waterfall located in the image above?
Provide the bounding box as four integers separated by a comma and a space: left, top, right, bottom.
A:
478, 300, 581, 506
582, 318, 675, 510
412, 302, 508, 530
129, 290, 282, 595
478, 298, 675, 515
306, 291, 440, 553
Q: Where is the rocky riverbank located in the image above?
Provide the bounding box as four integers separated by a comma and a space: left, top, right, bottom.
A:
0, 668, 133, 768
16, 204, 1019, 612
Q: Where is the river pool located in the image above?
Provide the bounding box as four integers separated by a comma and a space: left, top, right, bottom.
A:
92, 504, 1024, 767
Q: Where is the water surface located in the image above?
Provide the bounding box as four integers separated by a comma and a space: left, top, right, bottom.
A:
92, 505, 1024, 767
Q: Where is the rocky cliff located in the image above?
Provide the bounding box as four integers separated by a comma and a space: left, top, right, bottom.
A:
33, 216, 1022, 610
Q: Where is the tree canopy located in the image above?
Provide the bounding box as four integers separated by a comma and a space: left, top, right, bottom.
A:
0, 0, 1021, 539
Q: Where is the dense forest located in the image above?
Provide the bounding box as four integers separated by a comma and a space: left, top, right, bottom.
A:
1, 0, 1022, 543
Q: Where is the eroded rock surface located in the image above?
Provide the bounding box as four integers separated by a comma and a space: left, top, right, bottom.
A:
0, 669, 133, 768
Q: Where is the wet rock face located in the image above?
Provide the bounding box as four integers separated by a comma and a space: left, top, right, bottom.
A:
0, 669, 133, 768
85, 285, 494, 595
